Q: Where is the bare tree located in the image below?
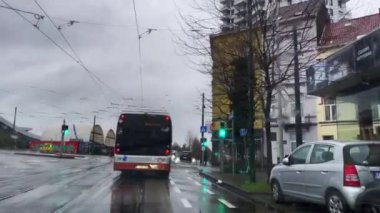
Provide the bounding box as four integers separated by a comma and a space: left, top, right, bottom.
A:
177, 0, 327, 180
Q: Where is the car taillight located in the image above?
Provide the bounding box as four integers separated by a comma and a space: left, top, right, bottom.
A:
164, 149, 170, 156
115, 147, 120, 154
344, 164, 360, 187
165, 116, 170, 122
118, 114, 125, 124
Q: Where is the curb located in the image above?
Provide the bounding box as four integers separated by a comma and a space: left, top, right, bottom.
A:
199, 170, 285, 213
14, 152, 75, 159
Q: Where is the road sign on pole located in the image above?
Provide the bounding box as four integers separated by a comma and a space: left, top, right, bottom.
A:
200, 125, 207, 133
240, 128, 248, 137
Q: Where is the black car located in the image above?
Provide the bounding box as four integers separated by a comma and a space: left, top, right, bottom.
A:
355, 182, 380, 213
179, 151, 192, 162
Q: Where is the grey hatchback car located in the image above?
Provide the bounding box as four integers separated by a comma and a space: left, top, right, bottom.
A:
270, 141, 380, 213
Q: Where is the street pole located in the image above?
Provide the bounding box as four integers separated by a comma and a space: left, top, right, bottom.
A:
61, 119, 65, 155
272, 0, 284, 163
247, 0, 256, 182
92, 115, 96, 154
231, 111, 235, 175
277, 91, 284, 163
13, 106, 17, 150
220, 138, 224, 172
201, 93, 205, 165
293, 26, 303, 147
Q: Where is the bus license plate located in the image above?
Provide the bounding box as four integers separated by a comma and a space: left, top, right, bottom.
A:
372, 171, 380, 180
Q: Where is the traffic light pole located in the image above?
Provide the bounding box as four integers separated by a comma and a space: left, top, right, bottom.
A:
293, 27, 303, 147
60, 119, 66, 156
219, 138, 224, 172
201, 93, 205, 165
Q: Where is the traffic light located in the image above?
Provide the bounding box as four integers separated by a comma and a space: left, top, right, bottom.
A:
218, 121, 227, 139
61, 124, 69, 136
201, 138, 207, 147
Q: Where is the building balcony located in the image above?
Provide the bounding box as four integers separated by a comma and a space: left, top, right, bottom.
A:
307, 28, 380, 97
221, 5, 233, 13
234, 7, 247, 16
234, 16, 246, 24
221, 23, 234, 31
234, 0, 247, 7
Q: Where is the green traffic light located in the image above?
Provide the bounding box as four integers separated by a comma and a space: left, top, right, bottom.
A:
218, 128, 226, 138
63, 130, 69, 136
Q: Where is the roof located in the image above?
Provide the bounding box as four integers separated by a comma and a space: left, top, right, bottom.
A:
0, 116, 40, 140
321, 13, 380, 47
278, 0, 323, 21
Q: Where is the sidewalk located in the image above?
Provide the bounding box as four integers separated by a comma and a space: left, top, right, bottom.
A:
14, 151, 80, 159
199, 166, 289, 213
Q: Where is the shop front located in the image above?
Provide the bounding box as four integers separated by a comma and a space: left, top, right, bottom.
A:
307, 27, 380, 141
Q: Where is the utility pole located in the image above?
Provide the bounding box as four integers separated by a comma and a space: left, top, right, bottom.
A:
231, 111, 235, 175
91, 115, 96, 154
61, 119, 65, 155
13, 106, 17, 150
277, 91, 284, 162
293, 26, 303, 147
247, 0, 256, 182
201, 93, 205, 165
274, 2, 284, 163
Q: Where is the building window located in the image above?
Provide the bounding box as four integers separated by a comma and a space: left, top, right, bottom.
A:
323, 135, 334, 140
287, 0, 292, 5
330, 0, 333, 6
338, 0, 343, 8
323, 98, 337, 121
329, 9, 334, 16
271, 132, 277, 141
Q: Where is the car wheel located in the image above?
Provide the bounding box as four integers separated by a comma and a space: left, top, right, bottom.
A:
326, 190, 349, 213
271, 180, 284, 203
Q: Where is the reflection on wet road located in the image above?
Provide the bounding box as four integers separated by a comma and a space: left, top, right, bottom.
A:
0, 151, 327, 213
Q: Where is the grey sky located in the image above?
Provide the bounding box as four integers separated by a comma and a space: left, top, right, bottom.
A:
0, 0, 377, 145
348, 0, 380, 18
0, 0, 211, 144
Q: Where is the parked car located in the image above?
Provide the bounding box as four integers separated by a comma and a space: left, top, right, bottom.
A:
269, 140, 380, 213
179, 151, 192, 162
355, 182, 380, 213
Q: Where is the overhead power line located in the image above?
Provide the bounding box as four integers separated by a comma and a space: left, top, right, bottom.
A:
0, 4, 179, 31
1, 0, 123, 101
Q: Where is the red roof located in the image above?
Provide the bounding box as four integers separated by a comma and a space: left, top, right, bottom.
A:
321, 13, 380, 47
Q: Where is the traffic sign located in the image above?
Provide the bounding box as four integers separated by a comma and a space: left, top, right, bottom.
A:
240, 128, 248, 137
200, 125, 208, 133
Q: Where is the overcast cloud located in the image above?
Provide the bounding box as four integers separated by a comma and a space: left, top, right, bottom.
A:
0, 0, 211, 144
0, 0, 378, 145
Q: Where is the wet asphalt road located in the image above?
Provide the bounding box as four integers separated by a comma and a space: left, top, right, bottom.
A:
0, 151, 327, 213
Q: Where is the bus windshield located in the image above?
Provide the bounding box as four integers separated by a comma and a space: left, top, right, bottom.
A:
116, 113, 172, 156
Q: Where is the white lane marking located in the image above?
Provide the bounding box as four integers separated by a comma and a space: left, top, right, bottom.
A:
194, 181, 201, 186
206, 189, 215, 195
187, 177, 193, 181
173, 186, 182, 193
181, 198, 192, 208
218, 199, 236, 208
170, 180, 176, 185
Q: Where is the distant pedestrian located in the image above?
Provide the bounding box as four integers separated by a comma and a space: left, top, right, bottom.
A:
204, 150, 208, 166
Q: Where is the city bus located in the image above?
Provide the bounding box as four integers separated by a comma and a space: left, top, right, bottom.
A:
113, 113, 172, 177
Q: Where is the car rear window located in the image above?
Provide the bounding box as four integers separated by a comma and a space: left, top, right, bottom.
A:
343, 144, 380, 166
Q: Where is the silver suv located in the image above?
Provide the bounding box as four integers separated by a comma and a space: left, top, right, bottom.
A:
270, 141, 380, 213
